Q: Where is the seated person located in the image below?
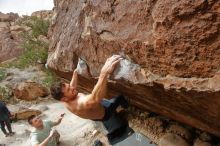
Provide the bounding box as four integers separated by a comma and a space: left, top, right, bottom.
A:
28, 114, 64, 146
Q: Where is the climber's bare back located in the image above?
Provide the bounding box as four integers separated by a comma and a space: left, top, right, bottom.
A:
64, 93, 105, 120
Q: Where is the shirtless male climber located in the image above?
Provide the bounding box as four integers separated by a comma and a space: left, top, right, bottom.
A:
50, 55, 128, 121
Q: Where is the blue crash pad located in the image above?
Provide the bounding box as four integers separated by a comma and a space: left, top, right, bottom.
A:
113, 132, 157, 146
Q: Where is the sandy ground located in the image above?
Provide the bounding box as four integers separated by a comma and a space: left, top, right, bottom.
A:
0, 100, 109, 146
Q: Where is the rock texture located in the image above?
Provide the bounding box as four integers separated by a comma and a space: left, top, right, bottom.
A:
0, 12, 23, 62
31, 10, 53, 20
0, 10, 52, 63
167, 124, 192, 141
13, 109, 42, 120
193, 138, 212, 146
47, 0, 220, 137
158, 133, 190, 146
8, 104, 41, 120
0, 67, 49, 103
12, 81, 49, 101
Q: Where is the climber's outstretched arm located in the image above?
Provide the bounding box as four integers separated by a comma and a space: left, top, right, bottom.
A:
70, 69, 78, 88
87, 55, 122, 102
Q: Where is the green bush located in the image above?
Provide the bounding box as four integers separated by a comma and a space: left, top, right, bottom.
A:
31, 17, 49, 37
0, 68, 6, 81
42, 69, 59, 88
8, 16, 50, 69
22, 16, 49, 38
15, 34, 49, 68
0, 86, 11, 103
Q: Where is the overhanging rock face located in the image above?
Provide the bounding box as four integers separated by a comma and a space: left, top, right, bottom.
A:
47, 0, 220, 136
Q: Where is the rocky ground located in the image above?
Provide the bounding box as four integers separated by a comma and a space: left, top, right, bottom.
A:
0, 99, 106, 146
0, 66, 108, 146
0, 99, 219, 146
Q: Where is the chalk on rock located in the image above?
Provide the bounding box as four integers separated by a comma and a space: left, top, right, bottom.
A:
112, 58, 147, 84
76, 58, 91, 78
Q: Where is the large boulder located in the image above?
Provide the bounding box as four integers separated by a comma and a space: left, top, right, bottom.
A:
0, 10, 49, 63
167, 124, 192, 141
12, 81, 49, 101
8, 104, 42, 120
0, 27, 23, 62
10, 25, 31, 32
0, 22, 10, 28
0, 12, 18, 22
158, 133, 190, 146
46, 0, 220, 137
13, 109, 42, 120
0, 12, 23, 63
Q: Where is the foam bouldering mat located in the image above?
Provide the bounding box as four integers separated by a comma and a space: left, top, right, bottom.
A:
113, 132, 157, 146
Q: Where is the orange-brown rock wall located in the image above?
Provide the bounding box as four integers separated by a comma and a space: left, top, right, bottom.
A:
47, 0, 220, 137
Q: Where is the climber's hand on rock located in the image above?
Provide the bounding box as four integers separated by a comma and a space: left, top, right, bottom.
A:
100, 55, 122, 76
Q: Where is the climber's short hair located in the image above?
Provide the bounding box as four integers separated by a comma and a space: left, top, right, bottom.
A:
28, 115, 36, 125
50, 82, 64, 101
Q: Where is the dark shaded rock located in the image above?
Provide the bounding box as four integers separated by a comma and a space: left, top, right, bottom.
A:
199, 132, 213, 142
193, 138, 212, 146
